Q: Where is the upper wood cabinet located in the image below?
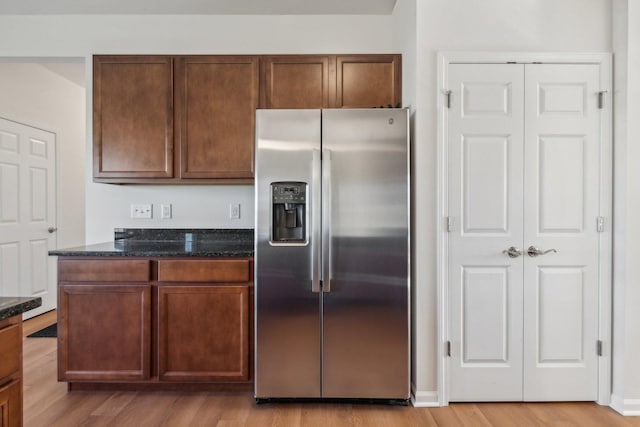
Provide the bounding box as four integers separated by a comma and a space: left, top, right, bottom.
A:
93, 55, 257, 184
175, 56, 258, 179
336, 54, 401, 108
260, 55, 333, 108
94, 54, 400, 183
93, 56, 173, 179
259, 54, 401, 109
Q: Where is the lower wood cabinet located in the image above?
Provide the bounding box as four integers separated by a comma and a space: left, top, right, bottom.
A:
0, 317, 22, 427
158, 285, 249, 382
56, 257, 253, 390
0, 379, 21, 427
58, 284, 152, 381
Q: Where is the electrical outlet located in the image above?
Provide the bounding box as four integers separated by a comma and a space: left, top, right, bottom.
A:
229, 203, 240, 219
161, 204, 172, 219
131, 204, 152, 219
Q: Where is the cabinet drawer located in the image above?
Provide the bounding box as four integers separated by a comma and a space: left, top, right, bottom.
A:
158, 259, 250, 282
0, 324, 20, 381
58, 259, 151, 282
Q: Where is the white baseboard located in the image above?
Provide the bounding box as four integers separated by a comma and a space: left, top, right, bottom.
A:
611, 394, 640, 416
411, 384, 441, 407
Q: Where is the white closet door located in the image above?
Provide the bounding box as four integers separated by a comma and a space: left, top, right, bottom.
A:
522, 64, 600, 401
0, 118, 57, 318
448, 63, 525, 401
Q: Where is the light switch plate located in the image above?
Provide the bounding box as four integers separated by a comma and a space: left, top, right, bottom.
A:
229, 203, 240, 219
131, 204, 152, 219
161, 204, 172, 219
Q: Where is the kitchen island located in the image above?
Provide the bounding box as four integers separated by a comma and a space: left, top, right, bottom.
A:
0, 296, 42, 427
49, 229, 254, 392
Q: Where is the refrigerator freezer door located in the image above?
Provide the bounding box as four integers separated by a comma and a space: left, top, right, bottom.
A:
255, 109, 322, 398
321, 109, 410, 399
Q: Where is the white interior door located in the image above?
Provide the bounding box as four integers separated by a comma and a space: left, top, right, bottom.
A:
448, 63, 525, 401
0, 117, 57, 319
448, 63, 602, 401
522, 64, 600, 401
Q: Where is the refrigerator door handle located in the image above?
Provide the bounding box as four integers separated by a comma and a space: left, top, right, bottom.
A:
311, 148, 321, 293
322, 148, 332, 293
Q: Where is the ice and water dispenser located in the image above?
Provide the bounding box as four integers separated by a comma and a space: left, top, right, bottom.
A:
271, 182, 307, 244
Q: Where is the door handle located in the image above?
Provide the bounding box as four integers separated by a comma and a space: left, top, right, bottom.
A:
527, 246, 557, 257
311, 149, 321, 293
502, 246, 523, 258
48, 226, 57, 233
322, 149, 332, 293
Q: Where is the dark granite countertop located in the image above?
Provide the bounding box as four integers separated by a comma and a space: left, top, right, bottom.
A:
48, 229, 254, 257
0, 297, 42, 321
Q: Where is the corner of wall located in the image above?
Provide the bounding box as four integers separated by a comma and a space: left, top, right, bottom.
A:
610, 394, 640, 416
411, 383, 441, 407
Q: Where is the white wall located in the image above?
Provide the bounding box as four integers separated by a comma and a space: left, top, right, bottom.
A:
409, 0, 612, 404
0, 14, 394, 243
611, 0, 640, 414
0, 63, 85, 249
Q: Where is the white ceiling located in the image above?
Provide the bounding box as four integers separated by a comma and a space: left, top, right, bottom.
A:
0, 0, 397, 15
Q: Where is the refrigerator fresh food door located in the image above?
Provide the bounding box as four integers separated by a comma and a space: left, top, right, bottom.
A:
255, 109, 322, 398
321, 109, 410, 399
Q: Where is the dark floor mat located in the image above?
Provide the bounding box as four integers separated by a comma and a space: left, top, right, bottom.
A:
27, 323, 57, 338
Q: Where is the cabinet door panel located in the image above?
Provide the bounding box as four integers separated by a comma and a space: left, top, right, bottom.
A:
58, 284, 151, 381
93, 56, 173, 178
335, 55, 401, 108
158, 285, 249, 382
261, 56, 333, 108
176, 56, 258, 179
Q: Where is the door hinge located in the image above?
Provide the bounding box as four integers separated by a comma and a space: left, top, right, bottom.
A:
446, 341, 452, 357
446, 216, 455, 232
444, 90, 452, 109
598, 91, 608, 109
597, 340, 603, 356
597, 216, 606, 233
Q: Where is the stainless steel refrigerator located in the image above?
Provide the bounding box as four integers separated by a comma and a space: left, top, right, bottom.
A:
254, 109, 409, 402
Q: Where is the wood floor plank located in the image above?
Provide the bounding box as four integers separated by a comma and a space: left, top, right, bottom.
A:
555, 402, 639, 427
475, 402, 542, 427
451, 403, 494, 426
187, 392, 228, 426
161, 393, 208, 427
105, 392, 181, 426
270, 402, 303, 427
91, 392, 138, 417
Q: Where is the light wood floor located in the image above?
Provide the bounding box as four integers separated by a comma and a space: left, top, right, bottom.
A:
22, 311, 640, 427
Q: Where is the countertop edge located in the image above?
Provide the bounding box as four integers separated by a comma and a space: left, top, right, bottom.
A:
0, 297, 42, 321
